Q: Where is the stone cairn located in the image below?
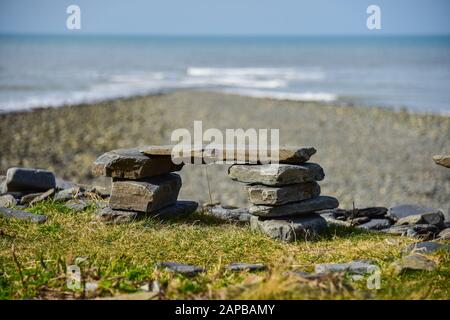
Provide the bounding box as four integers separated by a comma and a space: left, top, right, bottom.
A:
92, 147, 198, 223
227, 146, 339, 242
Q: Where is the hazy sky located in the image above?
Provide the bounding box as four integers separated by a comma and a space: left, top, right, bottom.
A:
1, 0, 449, 35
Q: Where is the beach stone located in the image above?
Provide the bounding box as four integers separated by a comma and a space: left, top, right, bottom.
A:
319, 211, 352, 227
350, 216, 371, 225
54, 187, 83, 202
92, 148, 183, 179
20, 192, 44, 205
246, 182, 320, 206
226, 263, 266, 272
152, 200, 198, 219
157, 262, 205, 275
96, 207, 140, 224
250, 214, 327, 242
64, 199, 90, 212
5, 167, 56, 193
55, 178, 78, 191
381, 225, 418, 237
357, 219, 391, 230
87, 186, 110, 198
402, 242, 450, 255
392, 254, 436, 273
205, 204, 252, 222
437, 228, 450, 240
0, 207, 47, 223
0, 194, 17, 208
315, 261, 378, 275
249, 196, 339, 217
109, 173, 181, 213
140, 145, 316, 164
432, 154, 450, 168
228, 163, 324, 186
29, 188, 55, 205
388, 204, 444, 226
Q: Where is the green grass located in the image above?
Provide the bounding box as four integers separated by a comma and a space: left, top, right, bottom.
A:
0, 200, 449, 300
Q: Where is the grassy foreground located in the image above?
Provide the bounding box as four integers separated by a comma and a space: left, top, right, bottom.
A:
1, 200, 449, 300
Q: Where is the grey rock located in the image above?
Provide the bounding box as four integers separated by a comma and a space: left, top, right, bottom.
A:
437, 228, 450, 240
157, 262, 205, 275
319, 211, 352, 227
55, 178, 78, 191
20, 192, 44, 205
109, 173, 182, 213
205, 205, 252, 222
54, 187, 83, 202
5, 167, 55, 193
432, 154, 450, 168
350, 216, 371, 225
92, 148, 183, 179
87, 185, 110, 198
226, 263, 266, 272
382, 224, 440, 239
228, 163, 324, 186
315, 261, 378, 275
246, 182, 320, 206
388, 204, 444, 226
0, 207, 47, 223
29, 188, 55, 205
392, 254, 436, 273
249, 196, 339, 217
0, 175, 5, 193
250, 214, 327, 242
97, 207, 140, 224
152, 200, 198, 219
403, 242, 450, 255
64, 199, 90, 212
0, 194, 17, 208
357, 219, 392, 230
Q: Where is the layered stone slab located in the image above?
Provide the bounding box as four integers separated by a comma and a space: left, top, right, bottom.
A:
228, 163, 324, 186
432, 154, 450, 168
109, 173, 182, 213
5, 167, 55, 193
249, 196, 339, 217
246, 182, 320, 205
250, 214, 327, 242
0, 207, 47, 224
92, 148, 183, 179
140, 145, 316, 164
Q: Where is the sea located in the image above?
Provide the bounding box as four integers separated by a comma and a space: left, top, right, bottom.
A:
0, 34, 449, 114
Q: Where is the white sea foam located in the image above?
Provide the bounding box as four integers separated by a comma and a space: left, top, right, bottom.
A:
222, 88, 337, 102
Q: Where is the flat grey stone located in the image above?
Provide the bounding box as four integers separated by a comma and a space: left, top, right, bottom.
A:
29, 188, 55, 206
54, 187, 83, 202
92, 148, 183, 179
205, 205, 252, 222
96, 207, 140, 224
20, 192, 44, 205
250, 214, 327, 242
403, 242, 450, 255
319, 211, 352, 227
228, 163, 324, 186
109, 174, 181, 213
392, 254, 437, 273
388, 204, 444, 226
152, 200, 198, 219
315, 261, 378, 275
0, 207, 47, 223
437, 228, 450, 240
226, 263, 266, 272
55, 178, 78, 191
0, 194, 17, 208
5, 167, 55, 193
357, 219, 392, 230
157, 262, 205, 275
64, 199, 90, 212
249, 196, 339, 217
246, 182, 320, 206
87, 185, 110, 198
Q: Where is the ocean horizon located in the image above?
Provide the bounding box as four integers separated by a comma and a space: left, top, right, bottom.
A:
0, 34, 449, 114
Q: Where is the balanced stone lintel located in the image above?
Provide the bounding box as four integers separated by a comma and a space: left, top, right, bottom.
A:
246, 182, 320, 206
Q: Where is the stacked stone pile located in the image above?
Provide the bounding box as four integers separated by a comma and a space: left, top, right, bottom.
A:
92, 148, 198, 223
227, 146, 339, 242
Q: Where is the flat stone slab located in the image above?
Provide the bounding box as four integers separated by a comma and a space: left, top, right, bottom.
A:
392, 254, 436, 273
140, 145, 316, 164
249, 196, 339, 217
246, 182, 320, 206
432, 154, 450, 168
226, 263, 266, 272
388, 204, 444, 225
250, 214, 327, 242
0, 207, 47, 223
402, 242, 450, 255
97, 207, 140, 224
92, 148, 183, 179
152, 200, 198, 219
315, 261, 378, 275
228, 163, 324, 186
109, 173, 181, 213
205, 204, 252, 222
54, 187, 83, 202
157, 262, 205, 275
0, 194, 17, 208
5, 167, 55, 193
437, 228, 450, 240
357, 218, 392, 230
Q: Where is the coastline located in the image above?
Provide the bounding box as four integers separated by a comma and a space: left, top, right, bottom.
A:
0, 90, 449, 209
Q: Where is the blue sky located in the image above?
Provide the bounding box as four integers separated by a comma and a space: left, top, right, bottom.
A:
1, 0, 449, 35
